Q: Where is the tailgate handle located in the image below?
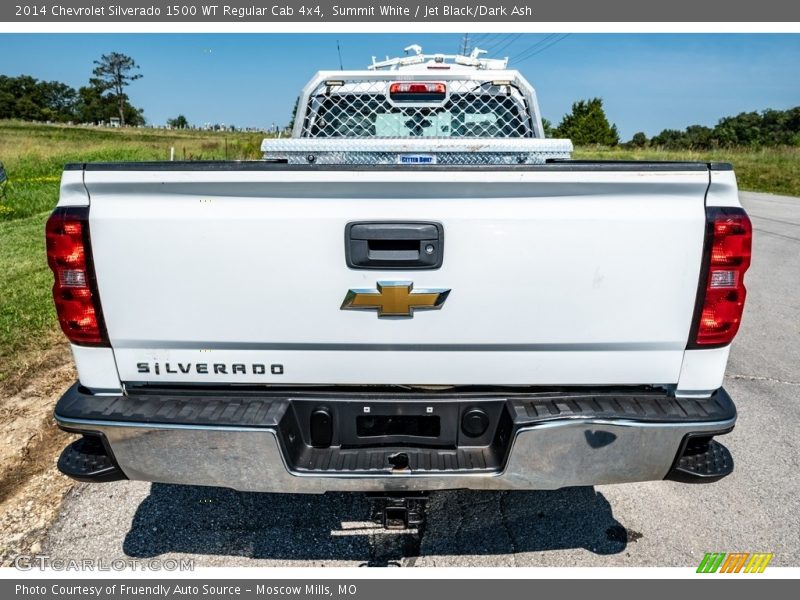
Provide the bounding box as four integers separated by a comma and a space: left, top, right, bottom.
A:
345, 222, 443, 270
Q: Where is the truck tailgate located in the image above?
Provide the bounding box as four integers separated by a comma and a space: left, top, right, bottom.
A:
82, 164, 710, 386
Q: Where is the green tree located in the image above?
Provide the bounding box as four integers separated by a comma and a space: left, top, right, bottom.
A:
288, 96, 300, 131
541, 118, 554, 138
91, 52, 142, 126
38, 81, 77, 122
684, 125, 714, 149
75, 85, 106, 123
629, 131, 648, 148
0, 75, 78, 122
650, 129, 687, 149
714, 111, 762, 146
555, 98, 619, 146
168, 115, 189, 129
75, 83, 145, 126
647, 107, 800, 150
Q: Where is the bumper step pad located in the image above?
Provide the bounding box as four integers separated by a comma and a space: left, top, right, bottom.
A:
666, 437, 734, 483
57, 435, 126, 483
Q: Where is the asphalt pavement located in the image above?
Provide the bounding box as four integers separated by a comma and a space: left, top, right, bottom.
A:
42, 191, 800, 567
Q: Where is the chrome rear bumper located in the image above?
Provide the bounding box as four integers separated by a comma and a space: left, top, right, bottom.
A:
54, 384, 736, 492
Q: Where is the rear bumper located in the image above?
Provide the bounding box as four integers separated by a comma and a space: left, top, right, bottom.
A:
54, 384, 736, 492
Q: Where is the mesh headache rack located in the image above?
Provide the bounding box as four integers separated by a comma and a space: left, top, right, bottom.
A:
261, 46, 573, 166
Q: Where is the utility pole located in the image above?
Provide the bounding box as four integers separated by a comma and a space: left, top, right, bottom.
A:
460, 34, 470, 56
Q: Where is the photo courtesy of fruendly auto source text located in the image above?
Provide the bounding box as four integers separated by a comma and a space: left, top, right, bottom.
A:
0, 0, 798, 595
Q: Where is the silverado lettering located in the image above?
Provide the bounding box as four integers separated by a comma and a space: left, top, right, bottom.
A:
136, 362, 283, 375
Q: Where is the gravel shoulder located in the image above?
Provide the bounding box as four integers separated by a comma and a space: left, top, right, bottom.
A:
0, 345, 77, 565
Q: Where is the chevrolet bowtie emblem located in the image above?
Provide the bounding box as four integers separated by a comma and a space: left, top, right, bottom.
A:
341, 281, 450, 318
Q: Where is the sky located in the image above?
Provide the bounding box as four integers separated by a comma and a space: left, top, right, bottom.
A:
0, 33, 798, 139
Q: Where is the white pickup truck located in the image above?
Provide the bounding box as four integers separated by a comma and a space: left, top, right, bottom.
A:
49, 48, 751, 527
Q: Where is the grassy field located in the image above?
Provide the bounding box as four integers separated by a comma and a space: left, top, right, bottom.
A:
573, 146, 800, 198
0, 120, 264, 220
0, 119, 797, 387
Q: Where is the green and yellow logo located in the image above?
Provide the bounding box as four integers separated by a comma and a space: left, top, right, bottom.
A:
697, 552, 774, 573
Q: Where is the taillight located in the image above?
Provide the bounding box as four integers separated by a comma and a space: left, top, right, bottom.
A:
46, 207, 108, 346
689, 207, 752, 348
389, 82, 446, 101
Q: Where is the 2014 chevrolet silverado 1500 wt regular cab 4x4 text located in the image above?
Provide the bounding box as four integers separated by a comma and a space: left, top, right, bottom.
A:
49, 47, 751, 527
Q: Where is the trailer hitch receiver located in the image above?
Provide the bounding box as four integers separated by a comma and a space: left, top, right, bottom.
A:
368, 492, 428, 530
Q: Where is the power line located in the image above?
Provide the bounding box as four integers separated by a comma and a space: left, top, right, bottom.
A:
491, 33, 523, 56
468, 33, 487, 47
458, 32, 521, 57
510, 34, 559, 62
513, 34, 571, 64
524, 33, 571, 61
472, 33, 503, 48
483, 33, 516, 53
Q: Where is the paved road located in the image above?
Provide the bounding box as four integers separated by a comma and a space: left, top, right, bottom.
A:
43, 192, 800, 567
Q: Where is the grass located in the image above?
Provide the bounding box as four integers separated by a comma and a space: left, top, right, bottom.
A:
573, 146, 800, 197
0, 120, 264, 220
0, 213, 63, 386
0, 119, 797, 385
